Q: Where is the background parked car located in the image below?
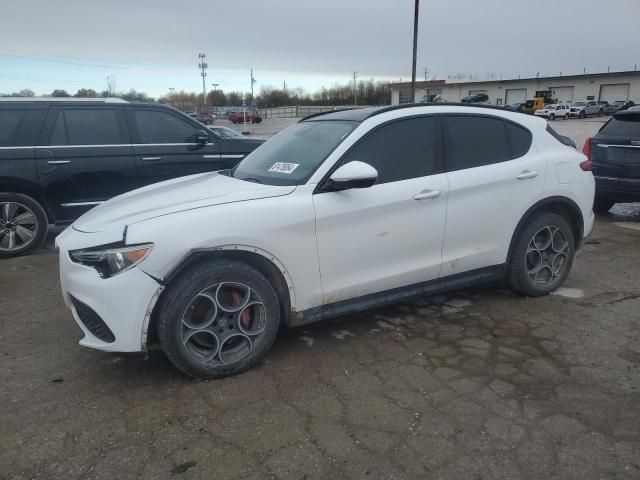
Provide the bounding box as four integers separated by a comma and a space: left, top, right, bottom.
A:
585, 109, 640, 212
228, 111, 263, 124
605, 100, 636, 115
195, 111, 216, 125
0, 98, 264, 257
570, 100, 604, 118
460, 93, 489, 104
534, 103, 570, 120
504, 102, 526, 112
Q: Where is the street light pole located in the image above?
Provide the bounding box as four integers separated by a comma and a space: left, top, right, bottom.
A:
411, 0, 420, 103
211, 83, 219, 114
198, 53, 208, 112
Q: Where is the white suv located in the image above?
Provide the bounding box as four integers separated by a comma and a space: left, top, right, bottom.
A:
56, 105, 595, 379
534, 103, 571, 120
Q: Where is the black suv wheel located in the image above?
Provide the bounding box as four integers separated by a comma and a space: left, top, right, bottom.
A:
0, 193, 48, 258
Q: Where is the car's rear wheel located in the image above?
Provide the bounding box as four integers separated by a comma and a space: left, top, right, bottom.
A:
593, 197, 615, 213
508, 212, 575, 297
157, 259, 281, 379
0, 193, 48, 258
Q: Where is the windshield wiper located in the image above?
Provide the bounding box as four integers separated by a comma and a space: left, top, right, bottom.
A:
241, 177, 264, 184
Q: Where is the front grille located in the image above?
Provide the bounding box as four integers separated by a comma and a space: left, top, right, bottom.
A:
69, 295, 115, 343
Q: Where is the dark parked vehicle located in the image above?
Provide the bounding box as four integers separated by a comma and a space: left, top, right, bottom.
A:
0, 98, 264, 257
504, 102, 526, 113
460, 93, 489, 104
228, 111, 263, 124
584, 110, 640, 212
195, 111, 216, 125
605, 100, 636, 115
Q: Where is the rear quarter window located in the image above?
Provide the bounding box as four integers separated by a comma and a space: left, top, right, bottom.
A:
506, 122, 532, 158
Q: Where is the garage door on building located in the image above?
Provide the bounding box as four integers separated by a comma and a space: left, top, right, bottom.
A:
505, 88, 527, 105
549, 86, 574, 103
599, 83, 630, 102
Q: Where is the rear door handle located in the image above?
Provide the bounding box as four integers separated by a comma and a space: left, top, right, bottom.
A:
141, 156, 162, 162
46, 160, 71, 165
413, 189, 441, 200
516, 170, 539, 180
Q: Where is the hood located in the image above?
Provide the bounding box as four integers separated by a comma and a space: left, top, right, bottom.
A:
73, 172, 296, 233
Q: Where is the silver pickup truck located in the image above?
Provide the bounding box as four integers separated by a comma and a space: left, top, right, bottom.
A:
570, 100, 604, 118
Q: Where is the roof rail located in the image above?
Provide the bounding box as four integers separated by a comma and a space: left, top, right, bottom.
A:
0, 97, 128, 103
299, 107, 360, 122
362, 102, 512, 120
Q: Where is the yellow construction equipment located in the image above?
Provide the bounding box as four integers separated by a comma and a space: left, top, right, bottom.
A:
521, 90, 558, 114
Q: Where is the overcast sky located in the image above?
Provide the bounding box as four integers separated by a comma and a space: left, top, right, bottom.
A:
1, 0, 638, 97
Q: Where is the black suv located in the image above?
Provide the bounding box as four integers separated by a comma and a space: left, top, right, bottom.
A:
585, 110, 640, 212
0, 98, 263, 257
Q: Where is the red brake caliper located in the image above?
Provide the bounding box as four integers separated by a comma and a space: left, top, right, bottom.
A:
234, 290, 251, 328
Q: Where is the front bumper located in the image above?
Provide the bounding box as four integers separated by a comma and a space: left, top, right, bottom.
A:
594, 175, 640, 202
57, 231, 162, 353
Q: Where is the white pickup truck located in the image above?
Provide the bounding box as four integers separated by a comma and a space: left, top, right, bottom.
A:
570, 100, 604, 118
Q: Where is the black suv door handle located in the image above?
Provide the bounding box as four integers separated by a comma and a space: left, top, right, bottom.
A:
46, 160, 72, 165
141, 156, 162, 162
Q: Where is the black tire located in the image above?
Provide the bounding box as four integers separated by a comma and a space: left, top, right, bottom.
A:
564, 113, 569, 120
593, 197, 615, 213
0, 192, 48, 258
157, 259, 281, 379
549, 113, 555, 121
579, 110, 586, 119
508, 212, 575, 297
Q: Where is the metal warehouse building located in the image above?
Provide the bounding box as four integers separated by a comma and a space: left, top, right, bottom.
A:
390, 71, 640, 106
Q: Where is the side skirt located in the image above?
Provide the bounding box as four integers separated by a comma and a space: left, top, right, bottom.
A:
290, 264, 506, 327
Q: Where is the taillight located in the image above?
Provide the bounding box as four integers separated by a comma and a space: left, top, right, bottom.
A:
582, 137, 591, 159
580, 137, 592, 171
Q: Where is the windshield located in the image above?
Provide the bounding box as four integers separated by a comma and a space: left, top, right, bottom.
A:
612, 101, 626, 105
232, 120, 357, 186
573, 102, 586, 106
543, 104, 554, 109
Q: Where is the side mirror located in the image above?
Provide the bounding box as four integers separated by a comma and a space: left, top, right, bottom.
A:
324, 161, 378, 192
191, 130, 210, 144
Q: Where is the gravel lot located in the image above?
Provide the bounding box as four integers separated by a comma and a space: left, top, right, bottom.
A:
2, 117, 640, 480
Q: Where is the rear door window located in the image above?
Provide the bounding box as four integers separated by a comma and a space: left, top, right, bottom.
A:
599, 114, 640, 137
49, 109, 124, 145
0, 110, 27, 146
443, 115, 511, 170
133, 110, 200, 144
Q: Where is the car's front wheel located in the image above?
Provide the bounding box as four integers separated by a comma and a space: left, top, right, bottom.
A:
549, 113, 555, 121
157, 259, 281, 379
508, 212, 575, 297
0, 193, 48, 258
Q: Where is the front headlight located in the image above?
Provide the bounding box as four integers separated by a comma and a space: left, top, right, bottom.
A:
69, 243, 153, 278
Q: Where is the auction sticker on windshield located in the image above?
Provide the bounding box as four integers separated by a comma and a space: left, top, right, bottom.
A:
268, 162, 299, 174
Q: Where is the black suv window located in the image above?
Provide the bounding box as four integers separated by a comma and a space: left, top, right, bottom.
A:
133, 110, 199, 144
49, 109, 123, 145
443, 115, 510, 170
599, 113, 640, 137
0, 110, 27, 147
340, 116, 438, 184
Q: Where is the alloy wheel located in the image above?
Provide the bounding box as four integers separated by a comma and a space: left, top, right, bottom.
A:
0, 202, 38, 252
525, 226, 569, 285
181, 282, 267, 366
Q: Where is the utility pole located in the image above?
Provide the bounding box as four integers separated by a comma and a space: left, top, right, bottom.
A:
283, 81, 287, 92
353, 71, 358, 105
198, 53, 207, 112
211, 83, 219, 113
424, 68, 428, 81
411, 0, 420, 102
250, 69, 257, 105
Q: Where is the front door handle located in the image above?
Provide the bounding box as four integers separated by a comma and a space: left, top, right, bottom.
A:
141, 156, 162, 162
516, 170, 539, 180
46, 160, 71, 165
413, 189, 441, 200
